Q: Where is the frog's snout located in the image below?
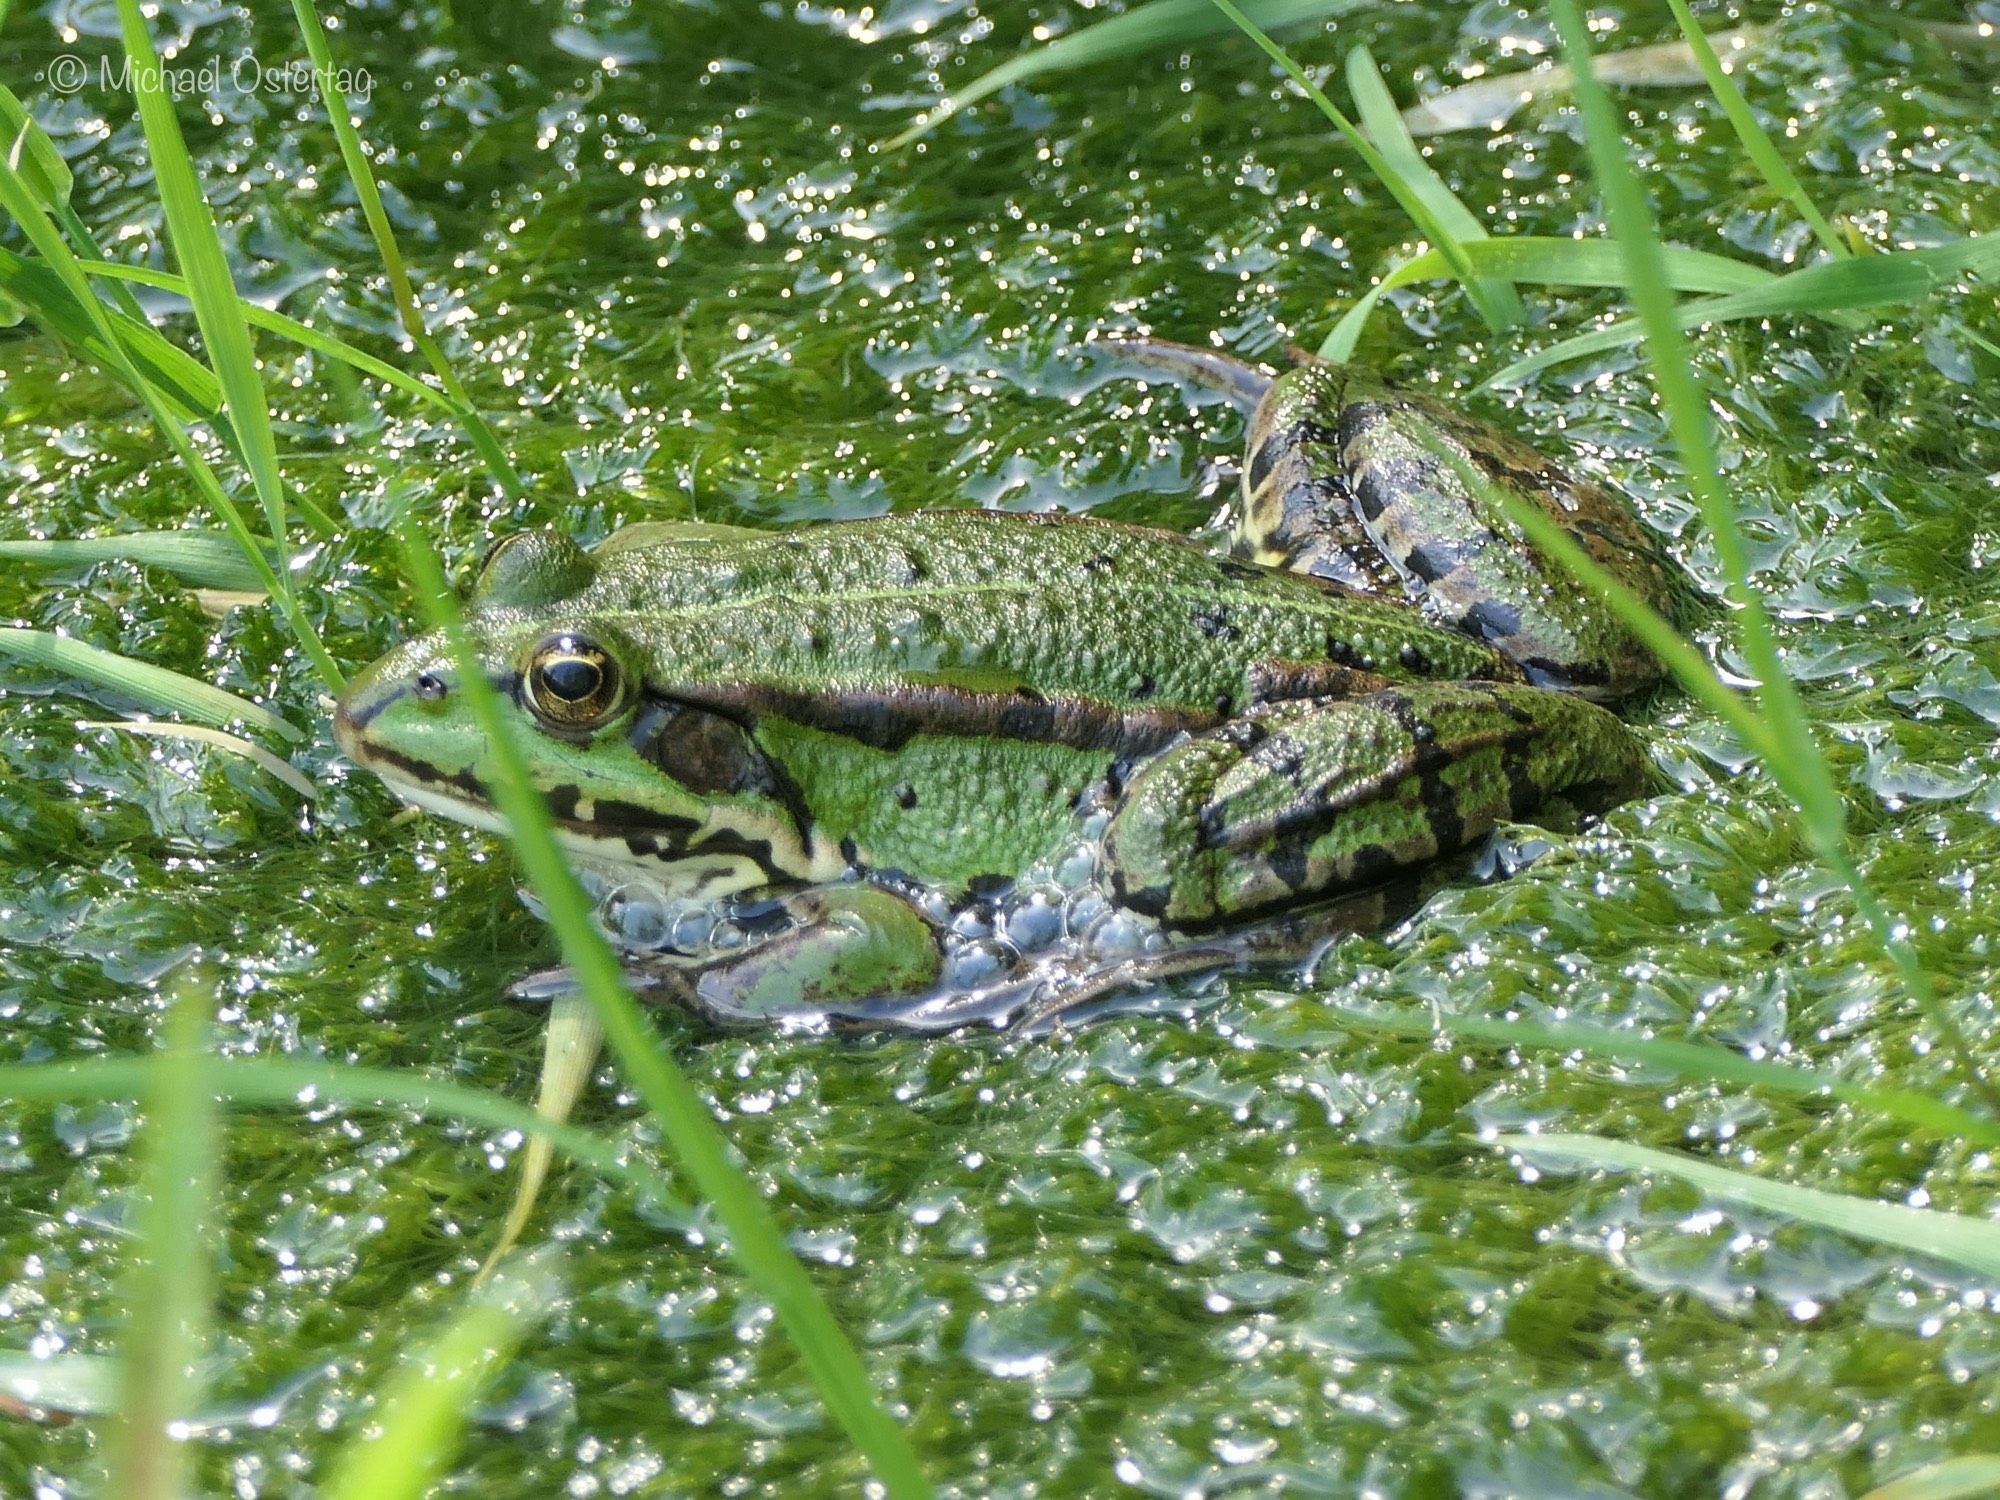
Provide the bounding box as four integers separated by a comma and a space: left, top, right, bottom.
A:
332, 647, 451, 765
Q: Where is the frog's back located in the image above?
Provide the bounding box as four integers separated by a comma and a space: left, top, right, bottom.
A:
576, 510, 1516, 754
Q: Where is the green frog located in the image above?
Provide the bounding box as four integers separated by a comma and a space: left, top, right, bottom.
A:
334, 343, 1681, 1031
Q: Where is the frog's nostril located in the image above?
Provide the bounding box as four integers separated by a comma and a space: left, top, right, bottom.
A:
414, 671, 449, 702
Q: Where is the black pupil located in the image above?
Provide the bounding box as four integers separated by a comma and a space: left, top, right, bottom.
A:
540, 656, 601, 702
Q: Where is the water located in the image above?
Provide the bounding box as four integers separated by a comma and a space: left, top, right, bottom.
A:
3, 0, 1999, 1493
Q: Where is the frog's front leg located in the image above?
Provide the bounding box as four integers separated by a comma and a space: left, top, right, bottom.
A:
622, 883, 944, 1027
1103, 681, 1650, 929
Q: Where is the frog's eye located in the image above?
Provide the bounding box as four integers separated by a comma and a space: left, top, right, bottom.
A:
523, 634, 625, 731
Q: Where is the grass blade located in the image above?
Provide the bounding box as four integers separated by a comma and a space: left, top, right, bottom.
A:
0, 82, 72, 211
322, 1260, 556, 1500
1321, 233, 1775, 359
1346, 43, 1522, 328
1207, 0, 1516, 335
1329, 1007, 2000, 1150
396, 523, 933, 1498
82, 260, 499, 427
80, 721, 317, 800
1497, 1133, 2000, 1280
0, 1055, 692, 1221
0, 126, 345, 691
108, 984, 217, 1500
477, 992, 605, 1282
0, 628, 302, 742
0, 248, 222, 422
0, 530, 275, 592
1400, 27, 1766, 136
0, 1351, 118, 1419
113, 0, 294, 588
1861, 1457, 2000, 1500
885, 0, 1359, 149
1488, 231, 1999, 385
1546, 0, 1992, 1109
1661, 0, 1845, 260
287, 0, 524, 500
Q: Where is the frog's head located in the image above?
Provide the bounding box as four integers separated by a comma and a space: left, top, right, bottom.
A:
333, 529, 826, 900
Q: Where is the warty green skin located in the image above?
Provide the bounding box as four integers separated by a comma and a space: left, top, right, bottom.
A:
335, 351, 1667, 1029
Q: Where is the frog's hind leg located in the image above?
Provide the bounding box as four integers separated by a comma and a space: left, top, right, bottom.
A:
1096, 335, 1275, 412
1102, 680, 1650, 931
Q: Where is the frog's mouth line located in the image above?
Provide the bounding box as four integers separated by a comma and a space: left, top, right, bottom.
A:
334, 683, 813, 901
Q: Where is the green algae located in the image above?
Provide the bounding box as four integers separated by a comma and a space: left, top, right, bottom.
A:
3, 0, 2000, 1493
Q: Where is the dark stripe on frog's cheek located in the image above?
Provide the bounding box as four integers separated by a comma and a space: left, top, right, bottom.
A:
542, 782, 796, 883
651, 679, 1215, 758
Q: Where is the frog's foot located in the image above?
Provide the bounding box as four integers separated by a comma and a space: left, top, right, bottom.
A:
596, 883, 944, 1030
990, 882, 1421, 1035
1103, 680, 1650, 930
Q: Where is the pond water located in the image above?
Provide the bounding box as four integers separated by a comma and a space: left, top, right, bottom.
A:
2, 0, 1999, 1493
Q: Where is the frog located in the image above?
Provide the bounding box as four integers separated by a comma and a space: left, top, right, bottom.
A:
333, 341, 1682, 1032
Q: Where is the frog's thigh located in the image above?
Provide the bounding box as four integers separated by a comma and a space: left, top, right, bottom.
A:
630, 884, 944, 1025
1103, 682, 1649, 929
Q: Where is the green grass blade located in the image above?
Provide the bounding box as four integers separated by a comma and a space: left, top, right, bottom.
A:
82, 260, 495, 424
0, 82, 72, 210
1489, 232, 2000, 385
0, 248, 222, 421
1330, 1007, 2000, 1149
108, 984, 217, 1500
0, 530, 274, 592
1382, 235, 1776, 295
1661, 0, 1845, 260
1322, 234, 1775, 359
1346, 43, 1523, 328
1547, 0, 1992, 1109
885, 0, 1358, 149
396, 523, 933, 1498
0, 145, 345, 691
1497, 1133, 2000, 1279
287, 0, 525, 500
1207, 0, 1515, 334
0, 1055, 692, 1221
1861, 1457, 2000, 1500
0, 628, 302, 742
80, 721, 317, 800
113, 0, 294, 584
322, 1260, 556, 1500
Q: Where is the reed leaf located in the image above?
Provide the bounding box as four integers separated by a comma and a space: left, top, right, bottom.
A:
1346, 43, 1522, 329
0, 118, 345, 690
288, 0, 525, 499
79, 721, 317, 800
1322, 234, 1775, 359
1546, 0, 1992, 1108
113, 0, 294, 586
